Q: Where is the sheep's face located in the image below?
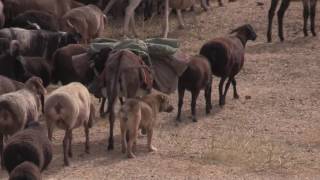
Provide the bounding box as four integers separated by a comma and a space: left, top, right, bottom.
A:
244, 24, 257, 41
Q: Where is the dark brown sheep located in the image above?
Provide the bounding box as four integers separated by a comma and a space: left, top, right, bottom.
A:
8, 160, 41, 180
267, 0, 317, 42
176, 55, 212, 122
2, 121, 52, 174
200, 24, 257, 106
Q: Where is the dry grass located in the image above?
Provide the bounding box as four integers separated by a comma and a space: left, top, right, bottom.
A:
1, 0, 320, 179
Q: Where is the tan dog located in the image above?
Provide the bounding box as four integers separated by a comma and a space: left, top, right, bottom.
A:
119, 93, 173, 158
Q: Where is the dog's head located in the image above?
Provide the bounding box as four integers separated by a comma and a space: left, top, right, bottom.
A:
157, 94, 174, 113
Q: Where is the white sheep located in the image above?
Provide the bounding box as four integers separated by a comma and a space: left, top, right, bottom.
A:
44, 82, 95, 166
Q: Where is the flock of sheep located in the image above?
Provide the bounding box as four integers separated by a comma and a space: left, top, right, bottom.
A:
0, 0, 318, 179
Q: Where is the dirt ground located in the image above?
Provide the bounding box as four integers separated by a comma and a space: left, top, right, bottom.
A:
1, 0, 320, 179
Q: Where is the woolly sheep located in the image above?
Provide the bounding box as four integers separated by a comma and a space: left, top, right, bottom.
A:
44, 82, 95, 166
0, 77, 46, 156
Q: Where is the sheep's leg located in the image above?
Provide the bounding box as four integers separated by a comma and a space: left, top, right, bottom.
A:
120, 124, 127, 154
68, 130, 73, 158
0, 134, 3, 168
205, 82, 212, 114
221, 78, 232, 106
147, 129, 157, 152
63, 130, 71, 166
84, 124, 90, 154
267, 0, 280, 42
201, 0, 209, 11
48, 125, 53, 141
231, 78, 239, 99
191, 90, 200, 122
303, 0, 310, 37
219, 77, 227, 106
177, 10, 185, 29
176, 86, 185, 122
310, 0, 317, 36
127, 129, 137, 158
277, 0, 290, 42
218, 0, 223, 6
163, 0, 171, 38
124, 0, 141, 37
103, 0, 117, 14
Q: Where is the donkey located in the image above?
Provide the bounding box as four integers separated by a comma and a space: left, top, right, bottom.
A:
267, 0, 317, 42
97, 49, 153, 150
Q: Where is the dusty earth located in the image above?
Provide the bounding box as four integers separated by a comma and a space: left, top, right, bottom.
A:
1, 0, 320, 179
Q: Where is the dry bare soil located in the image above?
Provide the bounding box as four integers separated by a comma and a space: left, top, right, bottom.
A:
1, 0, 320, 179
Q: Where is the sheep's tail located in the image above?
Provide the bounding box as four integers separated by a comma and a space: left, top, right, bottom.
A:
44, 94, 75, 129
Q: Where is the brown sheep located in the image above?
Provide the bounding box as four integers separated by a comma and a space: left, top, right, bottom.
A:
200, 24, 257, 106
0, 77, 46, 156
2, 121, 52, 174
44, 82, 95, 166
60, 4, 107, 44
176, 55, 212, 122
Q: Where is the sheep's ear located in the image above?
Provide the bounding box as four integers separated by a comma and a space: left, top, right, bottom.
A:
9, 40, 20, 56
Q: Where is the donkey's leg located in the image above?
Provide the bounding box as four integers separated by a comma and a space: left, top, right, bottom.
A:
303, 0, 310, 37
310, 0, 317, 36
124, 0, 142, 37
267, 0, 280, 42
277, 0, 290, 42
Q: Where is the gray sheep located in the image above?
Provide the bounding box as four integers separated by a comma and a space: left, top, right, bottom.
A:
0, 77, 46, 156
44, 82, 95, 166
0, 75, 24, 96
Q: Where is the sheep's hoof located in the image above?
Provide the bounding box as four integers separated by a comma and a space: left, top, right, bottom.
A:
178, 25, 185, 30
176, 117, 182, 122
192, 116, 198, 122
148, 146, 157, 152
127, 153, 136, 158
100, 112, 107, 118
219, 99, 226, 107
107, 144, 114, 151
85, 148, 90, 154
234, 94, 240, 99
68, 152, 73, 158
64, 160, 70, 166
312, 31, 317, 36
121, 147, 126, 154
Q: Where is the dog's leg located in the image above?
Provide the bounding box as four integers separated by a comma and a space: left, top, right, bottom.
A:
127, 129, 137, 158
120, 122, 127, 154
147, 128, 157, 152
